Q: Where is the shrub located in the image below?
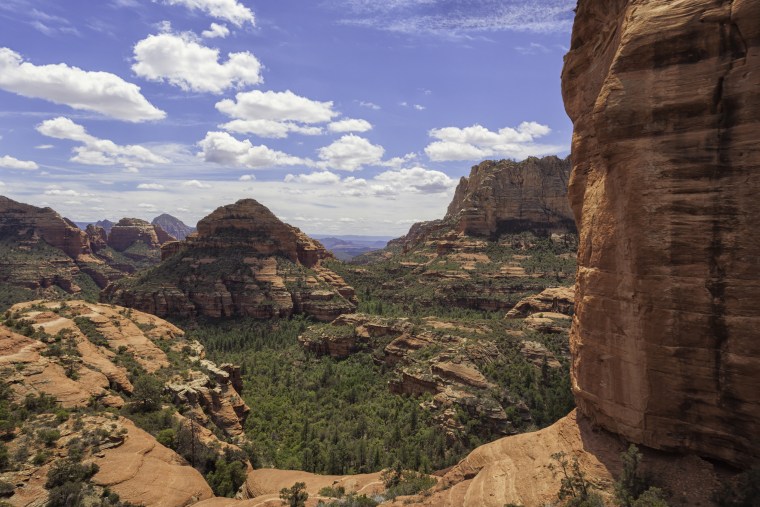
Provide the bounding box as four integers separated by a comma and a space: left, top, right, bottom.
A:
0, 480, 13, 497
0, 443, 8, 471
37, 428, 61, 447
205, 458, 247, 498
280, 482, 308, 507
319, 485, 346, 498
549, 452, 597, 505
45, 458, 99, 489
129, 375, 163, 413
47, 481, 86, 507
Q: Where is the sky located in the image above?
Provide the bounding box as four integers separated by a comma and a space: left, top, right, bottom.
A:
0, 0, 575, 236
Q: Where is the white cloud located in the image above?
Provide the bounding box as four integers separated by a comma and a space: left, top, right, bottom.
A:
0, 47, 165, 122
137, 183, 166, 190
220, 119, 323, 138
35, 144, 54, 150
132, 32, 262, 93
197, 131, 308, 168
334, 0, 575, 35
183, 179, 212, 188
284, 171, 341, 185
425, 121, 560, 161
375, 166, 455, 193
44, 188, 93, 197
164, 0, 255, 27
37, 117, 168, 167
317, 134, 384, 171
0, 155, 39, 170
515, 42, 550, 55
238, 174, 255, 181
328, 118, 372, 133
217, 90, 337, 124
0, 181, 5, 186
358, 101, 380, 110
201, 22, 230, 38
413, 104, 425, 110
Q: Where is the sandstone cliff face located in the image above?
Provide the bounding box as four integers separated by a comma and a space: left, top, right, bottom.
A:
390, 156, 573, 252
0, 195, 91, 259
103, 199, 356, 321
562, 0, 760, 467
107, 217, 175, 252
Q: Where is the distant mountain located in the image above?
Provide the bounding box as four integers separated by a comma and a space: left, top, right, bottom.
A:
74, 219, 114, 234
311, 235, 391, 261
151, 213, 195, 240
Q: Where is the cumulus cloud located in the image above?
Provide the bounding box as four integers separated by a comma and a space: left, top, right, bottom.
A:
284, 171, 341, 185
220, 119, 322, 138
183, 179, 212, 188
238, 174, 255, 181
201, 22, 230, 38
0, 47, 165, 122
163, 0, 255, 27
0, 155, 39, 170
424, 121, 560, 161
132, 32, 262, 93
197, 131, 308, 168
217, 90, 337, 124
374, 166, 455, 193
137, 183, 166, 190
328, 118, 372, 133
37, 117, 168, 167
317, 134, 384, 171
358, 100, 380, 110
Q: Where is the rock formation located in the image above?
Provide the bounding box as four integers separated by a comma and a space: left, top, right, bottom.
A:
562, 0, 760, 467
107, 217, 175, 252
389, 156, 574, 251
0, 197, 167, 304
152, 213, 196, 241
0, 195, 91, 259
0, 300, 250, 506
102, 199, 356, 321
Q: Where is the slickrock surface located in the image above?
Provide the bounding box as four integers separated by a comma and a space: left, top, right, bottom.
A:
92, 417, 214, 506
562, 0, 760, 467
103, 199, 356, 321
394, 410, 720, 507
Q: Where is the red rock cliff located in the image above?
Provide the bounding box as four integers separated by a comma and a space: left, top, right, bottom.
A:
562, 0, 760, 467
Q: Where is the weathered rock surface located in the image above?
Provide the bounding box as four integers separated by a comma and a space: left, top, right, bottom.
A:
107, 217, 175, 252
395, 410, 721, 507
505, 286, 574, 319
299, 314, 552, 441
562, 0, 760, 467
152, 213, 196, 241
103, 199, 356, 321
92, 417, 215, 506
0, 197, 165, 302
389, 156, 574, 251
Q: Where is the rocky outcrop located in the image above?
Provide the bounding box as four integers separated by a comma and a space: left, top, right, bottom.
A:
152, 213, 196, 241
107, 217, 174, 252
299, 314, 549, 441
562, 0, 760, 467
103, 199, 356, 321
390, 156, 574, 252
0, 198, 167, 302
505, 286, 574, 319
0, 195, 91, 259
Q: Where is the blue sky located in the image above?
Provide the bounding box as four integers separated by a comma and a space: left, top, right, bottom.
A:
0, 0, 575, 235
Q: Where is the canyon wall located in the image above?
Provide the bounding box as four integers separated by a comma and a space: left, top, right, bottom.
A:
562, 0, 760, 467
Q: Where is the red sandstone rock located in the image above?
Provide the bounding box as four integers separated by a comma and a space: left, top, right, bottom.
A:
562, 0, 760, 467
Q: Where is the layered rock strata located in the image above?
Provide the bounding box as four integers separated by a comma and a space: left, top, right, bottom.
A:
562, 0, 760, 467
103, 199, 356, 321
